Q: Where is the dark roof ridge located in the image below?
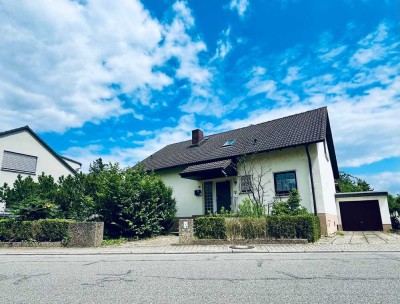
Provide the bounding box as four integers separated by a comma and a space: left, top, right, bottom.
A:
164, 106, 328, 146
0, 125, 78, 174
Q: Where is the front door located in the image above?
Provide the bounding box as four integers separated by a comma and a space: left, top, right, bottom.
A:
216, 181, 231, 212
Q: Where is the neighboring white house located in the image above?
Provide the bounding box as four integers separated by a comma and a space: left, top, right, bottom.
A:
141, 107, 392, 235
0, 126, 81, 187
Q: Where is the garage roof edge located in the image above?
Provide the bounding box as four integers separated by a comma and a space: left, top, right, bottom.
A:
335, 191, 388, 198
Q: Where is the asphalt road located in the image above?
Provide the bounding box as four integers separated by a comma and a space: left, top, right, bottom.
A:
0, 252, 399, 303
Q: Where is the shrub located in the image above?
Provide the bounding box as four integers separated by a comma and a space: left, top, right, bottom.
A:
391, 216, 399, 230
11, 196, 62, 220
237, 198, 266, 217
266, 215, 321, 242
225, 217, 267, 241
271, 189, 308, 216
194, 217, 225, 239
0, 219, 70, 242
93, 165, 177, 238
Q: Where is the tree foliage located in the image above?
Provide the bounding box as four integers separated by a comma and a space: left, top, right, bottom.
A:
337, 172, 373, 192
0, 159, 177, 238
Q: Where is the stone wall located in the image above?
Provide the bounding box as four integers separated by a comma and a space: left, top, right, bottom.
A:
67, 222, 104, 247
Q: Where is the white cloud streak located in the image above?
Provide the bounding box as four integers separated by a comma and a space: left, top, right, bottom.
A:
0, 0, 210, 133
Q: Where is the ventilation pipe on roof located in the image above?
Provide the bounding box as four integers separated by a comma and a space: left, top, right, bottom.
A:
192, 129, 204, 145
306, 144, 318, 216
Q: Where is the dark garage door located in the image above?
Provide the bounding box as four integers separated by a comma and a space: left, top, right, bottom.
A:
339, 200, 383, 231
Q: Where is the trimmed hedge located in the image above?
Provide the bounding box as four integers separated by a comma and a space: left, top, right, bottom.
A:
195, 214, 321, 242
225, 217, 267, 241
194, 217, 225, 239
266, 215, 321, 242
0, 219, 71, 242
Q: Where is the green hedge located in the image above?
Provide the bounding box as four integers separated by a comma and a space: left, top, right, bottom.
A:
0, 219, 71, 242
266, 215, 321, 242
225, 217, 267, 240
194, 217, 225, 239
195, 215, 321, 242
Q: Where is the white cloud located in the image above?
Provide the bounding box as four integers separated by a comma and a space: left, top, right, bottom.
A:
229, 0, 249, 17
360, 171, 400, 195
64, 114, 196, 171
218, 22, 400, 171
211, 27, 233, 61
349, 23, 391, 67
0, 0, 210, 133
319, 45, 347, 62
282, 66, 302, 85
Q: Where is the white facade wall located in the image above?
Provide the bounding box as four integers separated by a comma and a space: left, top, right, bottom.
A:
235, 146, 313, 212
0, 131, 75, 186
157, 166, 203, 217
157, 144, 338, 217
309, 141, 337, 215
335, 195, 391, 226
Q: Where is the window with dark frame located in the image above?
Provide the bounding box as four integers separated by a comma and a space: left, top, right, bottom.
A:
1, 151, 38, 175
274, 171, 297, 195
240, 175, 252, 193
204, 181, 213, 214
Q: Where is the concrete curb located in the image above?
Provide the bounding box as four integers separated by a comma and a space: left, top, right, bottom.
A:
1, 246, 400, 255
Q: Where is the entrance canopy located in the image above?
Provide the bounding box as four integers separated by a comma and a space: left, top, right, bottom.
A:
179, 159, 237, 180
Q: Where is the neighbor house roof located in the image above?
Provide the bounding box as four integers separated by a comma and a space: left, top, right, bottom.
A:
140, 107, 339, 178
0, 126, 80, 174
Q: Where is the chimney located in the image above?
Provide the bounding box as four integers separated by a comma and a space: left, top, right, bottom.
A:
192, 129, 204, 145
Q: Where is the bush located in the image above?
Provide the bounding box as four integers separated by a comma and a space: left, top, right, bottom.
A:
271, 189, 308, 216
391, 216, 399, 230
194, 217, 225, 239
1, 160, 177, 239
0, 219, 70, 242
266, 215, 321, 242
225, 217, 267, 241
93, 165, 177, 238
237, 198, 266, 217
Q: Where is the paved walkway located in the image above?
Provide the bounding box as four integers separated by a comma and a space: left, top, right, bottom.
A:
1, 232, 400, 255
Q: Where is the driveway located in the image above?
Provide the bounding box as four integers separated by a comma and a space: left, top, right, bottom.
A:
318, 231, 400, 245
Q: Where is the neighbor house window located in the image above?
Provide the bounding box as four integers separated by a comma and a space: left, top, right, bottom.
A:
240, 175, 252, 193
274, 171, 297, 195
1, 151, 37, 175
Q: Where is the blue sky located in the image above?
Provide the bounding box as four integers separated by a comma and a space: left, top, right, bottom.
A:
0, 0, 399, 193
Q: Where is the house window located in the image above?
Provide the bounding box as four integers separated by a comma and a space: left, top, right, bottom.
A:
274, 171, 297, 195
240, 175, 252, 193
204, 181, 213, 214
1, 151, 37, 175
222, 140, 235, 147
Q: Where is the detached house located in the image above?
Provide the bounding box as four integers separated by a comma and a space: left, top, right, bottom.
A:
141, 107, 391, 235
0, 126, 81, 187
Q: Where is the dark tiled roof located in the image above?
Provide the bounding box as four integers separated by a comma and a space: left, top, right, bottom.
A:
141, 107, 337, 176
180, 159, 233, 174
0, 126, 78, 174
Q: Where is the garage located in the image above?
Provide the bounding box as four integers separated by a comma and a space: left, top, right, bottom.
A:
335, 192, 392, 232
339, 200, 382, 231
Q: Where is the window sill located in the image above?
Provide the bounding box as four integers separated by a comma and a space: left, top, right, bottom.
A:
1, 168, 36, 175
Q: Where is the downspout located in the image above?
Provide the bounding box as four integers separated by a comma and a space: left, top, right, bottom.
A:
306, 144, 317, 216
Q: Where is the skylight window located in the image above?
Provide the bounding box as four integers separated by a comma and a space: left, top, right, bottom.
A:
222, 139, 235, 147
